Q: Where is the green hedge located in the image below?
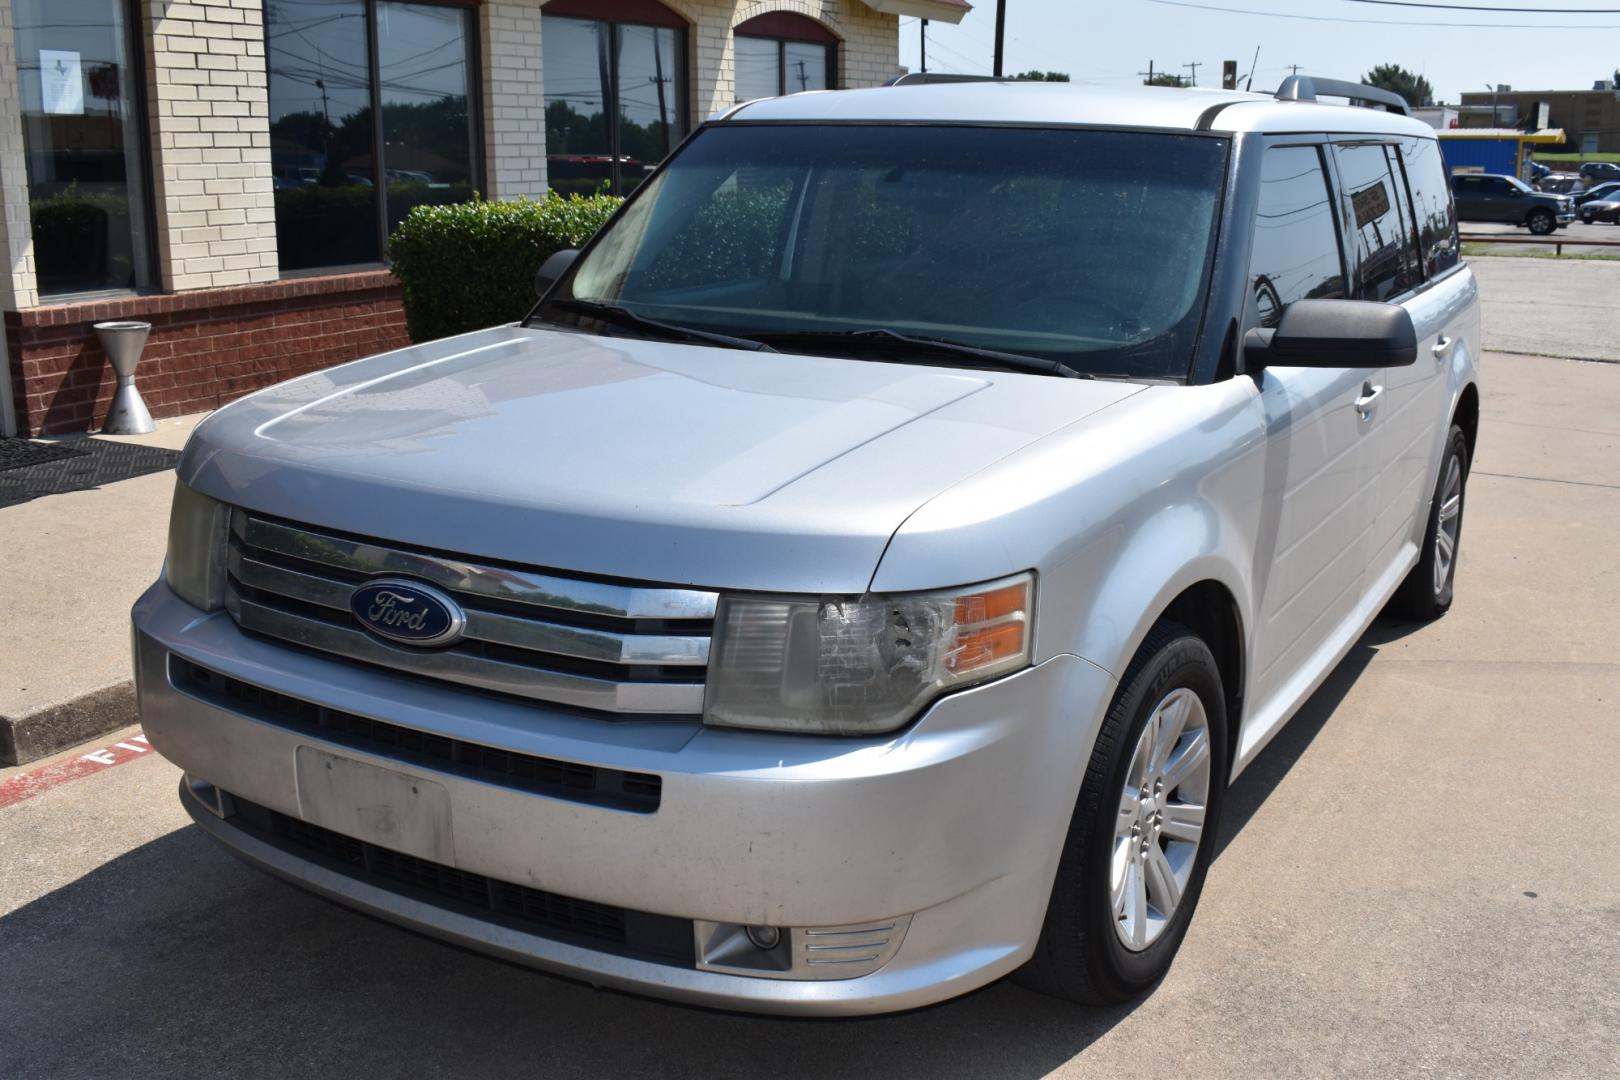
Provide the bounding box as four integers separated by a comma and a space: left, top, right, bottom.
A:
387, 192, 622, 342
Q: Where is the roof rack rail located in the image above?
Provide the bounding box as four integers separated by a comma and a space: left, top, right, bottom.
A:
885, 73, 1004, 86
1275, 75, 1410, 116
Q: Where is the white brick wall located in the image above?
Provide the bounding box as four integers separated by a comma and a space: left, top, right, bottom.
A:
144, 0, 277, 290
481, 0, 547, 200
0, 1, 38, 310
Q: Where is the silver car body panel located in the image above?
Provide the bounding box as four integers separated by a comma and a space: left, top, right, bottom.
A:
181, 326, 1142, 594
136, 582, 1114, 1015
135, 84, 1482, 1014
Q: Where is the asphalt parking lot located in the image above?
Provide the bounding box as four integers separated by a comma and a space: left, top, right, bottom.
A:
2, 258, 1617, 1079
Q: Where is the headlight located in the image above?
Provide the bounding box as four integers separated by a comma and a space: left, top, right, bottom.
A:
165, 481, 231, 611
704, 573, 1033, 735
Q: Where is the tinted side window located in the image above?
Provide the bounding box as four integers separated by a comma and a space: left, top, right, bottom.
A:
1333, 143, 1420, 302
1248, 145, 1345, 329
1400, 137, 1459, 277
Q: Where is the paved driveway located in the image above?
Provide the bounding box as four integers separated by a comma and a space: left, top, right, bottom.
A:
2, 266, 1617, 1079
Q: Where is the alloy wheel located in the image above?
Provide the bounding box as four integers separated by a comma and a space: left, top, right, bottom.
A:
1110, 687, 1212, 952
1434, 453, 1463, 596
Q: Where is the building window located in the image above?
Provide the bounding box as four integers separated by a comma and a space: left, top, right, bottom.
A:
14, 0, 154, 297
541, 0, 688, 197
734, 14, 837, 103
267, 0, 480, 272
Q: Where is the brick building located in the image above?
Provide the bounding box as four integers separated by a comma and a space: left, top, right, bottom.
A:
1457, 84, 1620, 155
0, 0, 969, 435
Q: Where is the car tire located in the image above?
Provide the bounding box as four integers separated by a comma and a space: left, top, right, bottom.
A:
1527, 209, 1556, 235
1390, 424, 1470, 620
1015, 620, 1228, 1004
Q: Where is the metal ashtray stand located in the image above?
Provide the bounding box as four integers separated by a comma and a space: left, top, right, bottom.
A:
94, 320, 155, 435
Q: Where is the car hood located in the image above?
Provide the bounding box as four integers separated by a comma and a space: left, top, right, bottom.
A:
181, 325, 1144, 593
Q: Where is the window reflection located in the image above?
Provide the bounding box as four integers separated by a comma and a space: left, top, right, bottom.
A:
1249, 146, 1345, 328
1334, 143, 1420, 302
378, 2, 476, 233
735, 15, 835, 102
783, 42, 829, 93
268, 0, 480, 271
541, 13, 686, 197
734, 36, 777, 103
1399, 137, 1459, 278
267, 0, 378, 269
16, 0, 152, 295
734, 33, 833, 102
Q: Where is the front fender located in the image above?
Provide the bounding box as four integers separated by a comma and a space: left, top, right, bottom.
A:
872, 379, 1266, 699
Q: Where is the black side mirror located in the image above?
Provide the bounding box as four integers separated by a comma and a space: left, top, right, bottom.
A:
535, 249, 579, 297
1243, 299, 1418, 371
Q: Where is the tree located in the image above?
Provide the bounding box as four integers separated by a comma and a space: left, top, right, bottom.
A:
1362, 64, 1433, 108
1145, 72, 1186, 87
1013, 70, 1070, 82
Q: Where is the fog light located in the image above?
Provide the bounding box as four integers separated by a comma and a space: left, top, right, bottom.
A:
745, 925, 781, 950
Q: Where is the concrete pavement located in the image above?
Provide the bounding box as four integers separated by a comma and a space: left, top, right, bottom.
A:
0, 415, 201, 762
1464, 242, 1620, 364
1, 266, 1618, 1078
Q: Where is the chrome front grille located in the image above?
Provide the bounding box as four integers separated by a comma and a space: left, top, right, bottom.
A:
224, 511, 717, 715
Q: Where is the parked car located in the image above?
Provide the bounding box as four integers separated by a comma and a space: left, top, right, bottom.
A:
1537, 172, 1584, 196
1578, 161, 1620, 184
1574, 180, 1620, 206
1451, 172, 1575, 234
1578, 198, 1620, 224
134, 75, 1481, 1015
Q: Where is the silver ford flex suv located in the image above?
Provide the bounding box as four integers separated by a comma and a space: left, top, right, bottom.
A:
134, 76, 1481, 1015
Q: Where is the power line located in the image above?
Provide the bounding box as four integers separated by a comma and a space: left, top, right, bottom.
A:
1343, 0, 1620, 11
1144, 0, 1620, 27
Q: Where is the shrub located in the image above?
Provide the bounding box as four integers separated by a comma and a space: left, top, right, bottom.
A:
387, 191, 622, 342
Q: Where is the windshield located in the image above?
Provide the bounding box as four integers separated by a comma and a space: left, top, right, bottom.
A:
541, 124, 1229, 380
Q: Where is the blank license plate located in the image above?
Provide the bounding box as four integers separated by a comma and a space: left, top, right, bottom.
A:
294, 747, 454, 865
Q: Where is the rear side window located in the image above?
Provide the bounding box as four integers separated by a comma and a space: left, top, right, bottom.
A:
1333, 143, 1421, 302
1400, 137, 1459, 278
1248, 145, 1345, 329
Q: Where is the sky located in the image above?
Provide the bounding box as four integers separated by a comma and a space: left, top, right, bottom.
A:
897, 0, 1620, 105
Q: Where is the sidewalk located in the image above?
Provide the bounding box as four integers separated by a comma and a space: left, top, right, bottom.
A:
0, 414, 205, 764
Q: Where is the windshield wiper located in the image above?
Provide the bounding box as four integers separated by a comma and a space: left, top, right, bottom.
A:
545, 298, 777, 353
752, 328, 1090, 379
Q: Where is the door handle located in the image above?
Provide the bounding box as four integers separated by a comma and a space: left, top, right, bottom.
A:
1355, 382, 1383, 419
1432, 335, 1453, 361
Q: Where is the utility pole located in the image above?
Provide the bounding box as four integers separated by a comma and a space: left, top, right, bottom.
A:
1139, 61, 1155, 84
920, 18, 927, 73
993, 0, 1006, 78
1184, 61, 1201, 87
1289, 64, 1301, 76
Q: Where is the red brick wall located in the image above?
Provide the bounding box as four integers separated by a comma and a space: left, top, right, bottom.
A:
5, 270, 411, 436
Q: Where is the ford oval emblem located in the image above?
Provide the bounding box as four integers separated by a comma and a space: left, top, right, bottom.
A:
350, 579, 466, 648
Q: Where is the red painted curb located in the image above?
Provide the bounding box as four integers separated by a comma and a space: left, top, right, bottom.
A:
0, 731, 153, 809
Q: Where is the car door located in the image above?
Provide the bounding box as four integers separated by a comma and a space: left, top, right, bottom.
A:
1335, 137, 1460, 594
1243, 141, 1379, 721
1484, 176, 1522, 223
1450, 175, 1479, 221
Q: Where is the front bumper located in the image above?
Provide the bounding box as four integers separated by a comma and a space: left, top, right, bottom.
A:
133, 582, 1113, 1015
